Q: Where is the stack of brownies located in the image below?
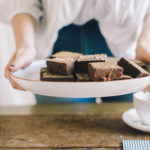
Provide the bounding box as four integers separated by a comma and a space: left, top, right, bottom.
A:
40, 51, 150, 82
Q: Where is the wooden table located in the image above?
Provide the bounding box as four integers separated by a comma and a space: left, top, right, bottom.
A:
0, 102, 150, 150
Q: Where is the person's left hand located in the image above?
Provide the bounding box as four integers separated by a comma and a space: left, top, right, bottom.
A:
5, 46, 36, 90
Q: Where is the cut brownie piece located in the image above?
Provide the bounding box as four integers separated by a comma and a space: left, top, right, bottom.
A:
76, 54, 107, 73
113, 75, 132, 80
132, 60, 147, 70
50, 51, 82, 59
46, 58, 76, 75
88, 62, 123, 81
106, 57, 120, 63
145, 64, 150, 73
107, 57, 147, 69
40, 68, 74, 81
40, 67, 46, 79
118, 58, 149, 78
75, 73, 91, 82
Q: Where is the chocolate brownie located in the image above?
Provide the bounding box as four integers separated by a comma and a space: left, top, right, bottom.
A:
113, 75, 132, 80
76, 54, 107, 73
50, 51, 82, 59
107, 57, 147, 69
88, 62, 123, 81
106, 57, 120, 63
40, 68, 74, 81
118, 58, 149, 78
145, 64, 150, 73
132, 60, 147, 70
75, 73, 91, 82
46, 58, 76, 75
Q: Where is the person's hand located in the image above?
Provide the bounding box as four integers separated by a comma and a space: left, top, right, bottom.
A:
136, 43, 150, 63
5, 45, 36, 90
135, 14, 150, 63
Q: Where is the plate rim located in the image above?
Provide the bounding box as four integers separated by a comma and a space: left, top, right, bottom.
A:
10, 59, 150, 98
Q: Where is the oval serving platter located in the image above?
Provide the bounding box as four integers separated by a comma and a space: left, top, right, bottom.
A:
11, 60, 150, 98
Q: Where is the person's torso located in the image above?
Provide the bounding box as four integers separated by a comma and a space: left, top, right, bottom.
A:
36, 0, 150, 59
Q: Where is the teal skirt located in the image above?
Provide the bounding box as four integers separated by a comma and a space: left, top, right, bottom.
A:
36, 19, 133, 103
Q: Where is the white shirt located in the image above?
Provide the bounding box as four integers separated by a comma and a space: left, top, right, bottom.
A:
0, 0, 150, 59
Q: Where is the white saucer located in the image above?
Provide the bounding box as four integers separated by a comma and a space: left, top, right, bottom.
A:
122, 108, 150, 132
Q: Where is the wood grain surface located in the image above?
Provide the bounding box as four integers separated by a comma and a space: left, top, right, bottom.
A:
0, 103, 149, 150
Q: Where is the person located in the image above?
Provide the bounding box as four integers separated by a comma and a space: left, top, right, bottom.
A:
0, 23, 36, 106
1, 0, 150, 103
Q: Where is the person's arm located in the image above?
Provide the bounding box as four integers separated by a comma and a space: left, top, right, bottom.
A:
136, 14, 150, 63
5, 13, 37, 89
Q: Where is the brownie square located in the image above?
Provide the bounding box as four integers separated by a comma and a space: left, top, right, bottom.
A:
46, 58, 76, 75
76, 54, 107, 73
88, 62, 123, 81
40, 68, 74, 81
40, 67, 46, 80
118, 58, 149, 78
113, 75, 132, 80
106, 57, 120, 63
75, 73, 91, 82
132, 60, 147, 70
50, 51, 82, 59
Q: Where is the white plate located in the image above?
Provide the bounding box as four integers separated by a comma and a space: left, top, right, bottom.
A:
122, 108, 150, 132
11, 60, 150, 98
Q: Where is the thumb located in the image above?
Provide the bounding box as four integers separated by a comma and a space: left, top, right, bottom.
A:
8, 56, 26, 72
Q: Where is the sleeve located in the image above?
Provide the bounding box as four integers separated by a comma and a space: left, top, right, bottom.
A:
146, 0, 150, 14
55, 0, 85, 28
35, 0, 85, 59
0, 0, 43, 24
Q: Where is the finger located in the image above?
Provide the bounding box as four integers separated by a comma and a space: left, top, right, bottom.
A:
8, 55, 27, 72
4, 67, 10, 79
5, 67, 25, 90
7, 71, 25, 91
8, 65, 16, 72
9, 77, 25, 91
143, 86, 150, 92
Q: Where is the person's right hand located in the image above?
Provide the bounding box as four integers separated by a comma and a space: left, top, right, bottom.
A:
4, 45, 36, 90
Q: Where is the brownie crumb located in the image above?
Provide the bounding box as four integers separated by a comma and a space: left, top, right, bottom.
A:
75, 73, 91, 82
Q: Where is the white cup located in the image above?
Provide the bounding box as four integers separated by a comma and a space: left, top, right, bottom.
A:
133, 91, 150, 126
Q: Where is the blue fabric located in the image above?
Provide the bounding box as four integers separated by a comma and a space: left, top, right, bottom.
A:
123, 140, 150, 150
36, 96, 95, 104
36, 19, 133, 103
53, 20, 113, 56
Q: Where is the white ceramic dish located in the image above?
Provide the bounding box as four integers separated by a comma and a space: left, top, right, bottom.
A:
11, 60, 150, 98
122, 108, 150, 132
134, 91, 150, 126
